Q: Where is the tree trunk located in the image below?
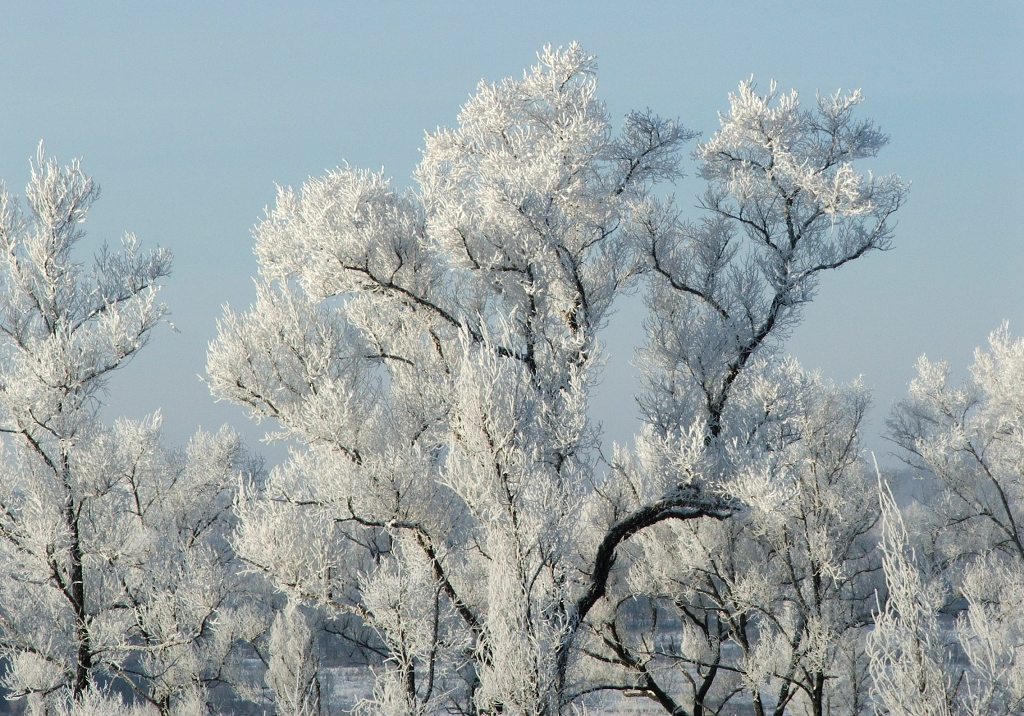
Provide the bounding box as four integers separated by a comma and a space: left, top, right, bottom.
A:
64, 461, 92, 698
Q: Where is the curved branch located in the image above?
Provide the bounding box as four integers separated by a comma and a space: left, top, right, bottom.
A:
555, 484, 739, 697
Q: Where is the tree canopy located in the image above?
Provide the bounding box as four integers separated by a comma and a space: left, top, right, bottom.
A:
5, 42, 1019, 716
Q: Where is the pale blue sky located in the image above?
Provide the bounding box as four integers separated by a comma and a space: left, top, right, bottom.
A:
1, 3, 1021, 462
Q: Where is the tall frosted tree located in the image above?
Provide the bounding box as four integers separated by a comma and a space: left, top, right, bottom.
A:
0, 148, 262, 714
209, 45, 904, 714
580, 78, 904, 715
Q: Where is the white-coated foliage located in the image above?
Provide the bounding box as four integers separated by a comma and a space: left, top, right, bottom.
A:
582, 70, 901, 715
873, 326, 1024, 716
48, 686, 158, 716
266, 602, 321, 716
957, 556, 1024, 713
639, 79, 904, 441
0, 150, 262, 714
209, 45, 902, 714
596, 365, 881, 715
209, 44, 693, 714
868, 484, 955, 716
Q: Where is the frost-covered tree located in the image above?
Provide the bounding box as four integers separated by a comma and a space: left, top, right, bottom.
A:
573, 76, 903, 714
586, 367, 881, 716
637, 78, 905, 441
870, 326, 1024, 715
208, 46, 904, 714
0, 148, 263, 714
265, 601, 321, 716
867, 484, 957, 716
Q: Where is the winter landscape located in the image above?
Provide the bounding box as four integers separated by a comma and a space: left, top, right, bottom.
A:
0, 4, 1022, 715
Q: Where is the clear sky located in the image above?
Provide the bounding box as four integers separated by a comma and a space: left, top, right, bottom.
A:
1, 3, 1021, 464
